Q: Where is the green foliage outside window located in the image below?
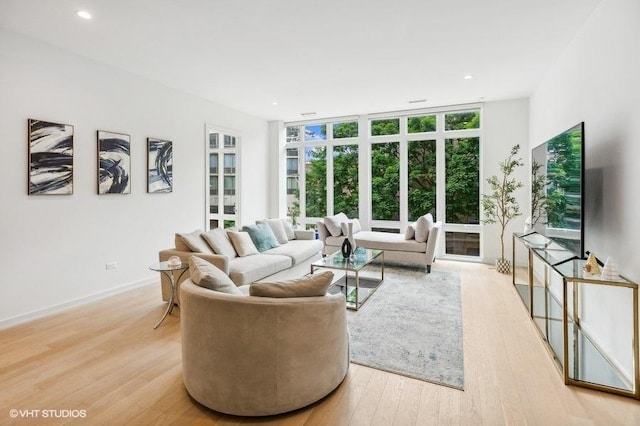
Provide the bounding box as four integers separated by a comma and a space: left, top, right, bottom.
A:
333, 122, 358, 138
546, 131, 581, 229
333, 145, 359, 218
371, 143, 400, 220
305, 146, 326, 217
445, 111, 480, 130
371, 119, 400, 136
446, 138, 480, 224
408, 140, 437, 221
408, 115, 436, 133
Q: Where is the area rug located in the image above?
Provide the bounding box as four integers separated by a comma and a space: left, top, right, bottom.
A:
341, 266, 464, 390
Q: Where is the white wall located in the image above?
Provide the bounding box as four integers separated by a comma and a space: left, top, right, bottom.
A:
0, 30, 269, 327
529, 0, 640, 382
482, 98, 530, 265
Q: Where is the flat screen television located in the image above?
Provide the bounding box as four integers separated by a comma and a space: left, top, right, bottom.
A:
531, 122, 585, 259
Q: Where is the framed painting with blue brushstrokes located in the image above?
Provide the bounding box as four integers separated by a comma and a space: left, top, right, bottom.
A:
28, 119, 74, 195
98, 130, 131, 194
147, 138, 173, 193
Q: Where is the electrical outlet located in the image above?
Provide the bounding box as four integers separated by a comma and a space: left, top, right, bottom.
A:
105, 262, 118, 270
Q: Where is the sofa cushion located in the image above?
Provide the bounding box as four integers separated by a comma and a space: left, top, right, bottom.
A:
324, 212, 349, 237
242, 223, 280, 252
249, 271, 334, 298
415, 214, 434, 243
259, 219, 289, 244
404, 223, 416, 240
228, 254, 292, 286
355, 231, 427, 253
340, 218, 362, 236
176, 229, 213, 254
189, 256, 241, 294
201, 228, 237, 259
262, 239, 323, 265
228, 231, 259, 257
281, 218, 296, 240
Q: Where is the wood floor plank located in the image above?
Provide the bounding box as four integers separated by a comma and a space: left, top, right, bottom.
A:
2, 260, 640, 425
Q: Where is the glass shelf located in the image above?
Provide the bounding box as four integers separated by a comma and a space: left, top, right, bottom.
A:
512, 232, 639, 400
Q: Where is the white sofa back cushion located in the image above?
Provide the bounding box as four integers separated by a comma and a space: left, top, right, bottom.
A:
340, 218, 362, 236
189, 256, 241, 294
259, 219, 289, 244
227, 231, 259, 257
415, 214, 434, 243
324, 212, 349, 237
202, 228, 237, 259
176, 229, 214, 254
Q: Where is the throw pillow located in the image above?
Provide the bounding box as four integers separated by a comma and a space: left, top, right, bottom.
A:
324, 212, 349, 237
189, 256, 240, 294
175, 229, 214, 254
249, 271, 334, 298
227, 231, 259, 257
201, 228, 237, 259
415, 213, 434, 243
260, 219, 289, 244
242, 223, 280, 252
281, 218, 296, 241
340, 218, 362, 236
404, 223, 416, 240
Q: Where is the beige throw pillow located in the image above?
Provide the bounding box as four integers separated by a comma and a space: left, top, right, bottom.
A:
324, 212, 349, 237
201, 228, 237, 259
260, 219, 289, 244
175, 229, 214, 254
227, 231, 259, 257
404, 223, 416, 240
189, 256, 240, 294
415, 214, 434, 243
250, 271, 334, 298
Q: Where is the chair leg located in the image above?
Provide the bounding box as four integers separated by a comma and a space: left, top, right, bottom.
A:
427, 264, 431, 273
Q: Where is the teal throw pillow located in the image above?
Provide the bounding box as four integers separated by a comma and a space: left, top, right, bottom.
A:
242, 223, 280, 252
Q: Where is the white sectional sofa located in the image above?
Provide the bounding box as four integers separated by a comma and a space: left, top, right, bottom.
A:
317, 213, 441, 272
158, 219, 323, 301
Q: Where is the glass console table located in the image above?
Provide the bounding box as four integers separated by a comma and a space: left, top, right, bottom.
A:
512, 232, 639, 399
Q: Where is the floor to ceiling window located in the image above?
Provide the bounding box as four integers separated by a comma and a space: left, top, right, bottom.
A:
284, 106, 481, 258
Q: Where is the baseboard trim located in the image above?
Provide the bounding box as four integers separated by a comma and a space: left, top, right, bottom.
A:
0, 277, 157, 330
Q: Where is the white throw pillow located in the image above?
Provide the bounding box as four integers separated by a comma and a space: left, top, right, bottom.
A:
201, 228, 237, 259
414, 214, 434, 243
249, 271, 334, 298
404, 223, 416, 240
175, 229, 214, 254
281, 218, 296, 240
260, 219, 289, 244
340, 218, 362, 236
227, 231, 259, 257
189, 256, 240, 294
324, 212, 349, 237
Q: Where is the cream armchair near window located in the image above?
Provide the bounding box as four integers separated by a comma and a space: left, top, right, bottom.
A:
179, 279, 349, 416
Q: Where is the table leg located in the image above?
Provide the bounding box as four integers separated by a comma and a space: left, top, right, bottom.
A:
154, 269, 183, 329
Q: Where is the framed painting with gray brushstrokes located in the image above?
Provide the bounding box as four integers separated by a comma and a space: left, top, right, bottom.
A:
147, 138, 173, 193
28, 118, 74, 195
98, 130, 131, 194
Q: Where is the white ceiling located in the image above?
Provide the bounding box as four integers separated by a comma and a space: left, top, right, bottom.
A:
0, 0, 601, 122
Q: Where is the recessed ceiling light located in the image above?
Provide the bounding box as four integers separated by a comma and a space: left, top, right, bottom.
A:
463, 75, 473, 80
76, 10, 92, 20
272, 101, 278, 106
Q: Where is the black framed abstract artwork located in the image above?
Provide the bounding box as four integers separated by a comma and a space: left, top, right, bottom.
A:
97, 130, 131, 194
147, 138, 173, 193
28, 118, 74, 195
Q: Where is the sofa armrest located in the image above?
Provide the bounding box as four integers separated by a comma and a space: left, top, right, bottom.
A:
316, 221, 329, 242
425, 222, 442, 269
294, 229, 315, 240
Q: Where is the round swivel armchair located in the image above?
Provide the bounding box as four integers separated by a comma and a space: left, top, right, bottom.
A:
179, 279, 349, 416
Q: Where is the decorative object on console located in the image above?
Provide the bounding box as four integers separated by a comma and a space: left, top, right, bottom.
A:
147, 138, 173, 193
97, 130, 131, 194
28, 118, 74, 195
346, 221, 356, 253
583, 252, 601, 276
341, 237, 352, 258
167, 255, 182, 266
481, 144, 524, 274
601, 257, 620, 281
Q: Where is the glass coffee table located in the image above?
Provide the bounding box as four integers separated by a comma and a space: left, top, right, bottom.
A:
311, 247, 384, 310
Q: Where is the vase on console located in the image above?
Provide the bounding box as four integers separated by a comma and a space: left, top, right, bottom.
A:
341, 237, 352, 258
347, 222, 357, 254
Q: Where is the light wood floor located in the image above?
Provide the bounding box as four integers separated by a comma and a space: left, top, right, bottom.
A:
2, 260, 639, 425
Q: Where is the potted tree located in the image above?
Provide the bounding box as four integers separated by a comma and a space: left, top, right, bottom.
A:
481, 145, 524, 273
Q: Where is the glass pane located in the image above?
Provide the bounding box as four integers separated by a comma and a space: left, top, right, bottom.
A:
445, 110, 480, 130
305, 146, 326, 217
333, 121, 358, 138
304, 124, 327, 141
209, 154, 218, 174
223, 220, 235, 229
286, 148, 300, 226
286, 126, 300, 143
333, 144, 359, 218
445, 137, 479, 224
224, 135, 236, 148
445, 232, 480, 256
224, 176, 236, 214
209, 175, 218, 213
371, 119, 399, 136
408, 115, 436, 133
209, 133, 219, 148
371, 142, 399, 220
408, 140, 436, 221
224, 154, 236, 174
